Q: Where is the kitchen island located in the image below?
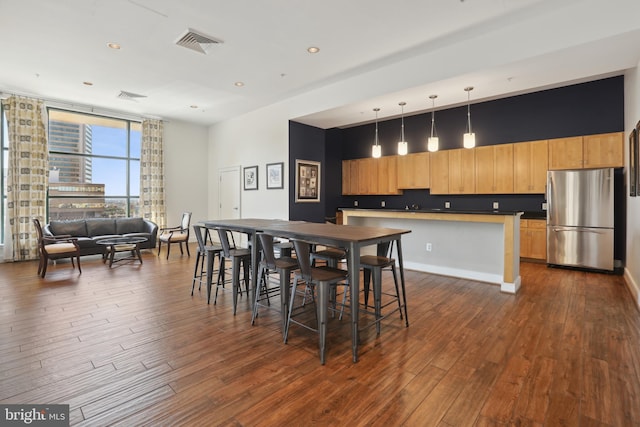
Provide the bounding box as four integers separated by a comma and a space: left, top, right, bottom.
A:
341, 208, 523, 293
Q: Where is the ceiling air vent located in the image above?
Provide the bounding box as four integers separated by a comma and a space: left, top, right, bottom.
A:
117, 90, 147, 101
175, 28, 223, 54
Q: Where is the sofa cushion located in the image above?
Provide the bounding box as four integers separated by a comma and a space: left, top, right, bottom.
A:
86, 219, 116, 237
49, 220, 88, 237
116, 217, 146, 235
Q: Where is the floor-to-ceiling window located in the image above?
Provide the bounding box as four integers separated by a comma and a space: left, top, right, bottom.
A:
47, 109, 141, 220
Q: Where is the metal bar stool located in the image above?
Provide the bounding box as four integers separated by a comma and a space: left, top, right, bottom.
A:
214, 228, 251, 314
192, 225, 222, 296
251, 233, 299, 336
360, 240, 407, 334
285, 239, 349, 365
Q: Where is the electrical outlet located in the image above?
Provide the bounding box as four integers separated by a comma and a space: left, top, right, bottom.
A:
426, 243, 432, 252
354, 200, 358, 207
445, 201, 450, 209
542, 202, 548, 210
493, 201, 499, 210
381, 201, 385, 208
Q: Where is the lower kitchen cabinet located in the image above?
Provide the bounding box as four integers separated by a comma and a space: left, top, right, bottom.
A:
520, 219, 547, 260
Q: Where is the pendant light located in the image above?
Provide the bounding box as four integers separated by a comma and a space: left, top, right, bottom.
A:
397, 102, 408, 155
427, 95, 439, 152
463, 86, 476, 149
371, 108, 381, 158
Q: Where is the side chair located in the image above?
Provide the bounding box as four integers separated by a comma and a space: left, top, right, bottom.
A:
158, 212, 191, 259
33, 218, 82, 278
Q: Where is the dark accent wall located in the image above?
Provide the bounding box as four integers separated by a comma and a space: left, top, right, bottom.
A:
288, 121, 328, 223
288, 76, 625, 221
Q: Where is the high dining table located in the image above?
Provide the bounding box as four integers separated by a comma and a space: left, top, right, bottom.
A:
260, 221, 411, 363
201, 218, 411, 363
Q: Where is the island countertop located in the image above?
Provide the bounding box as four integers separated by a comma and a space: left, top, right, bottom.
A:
341, 208, 522, 294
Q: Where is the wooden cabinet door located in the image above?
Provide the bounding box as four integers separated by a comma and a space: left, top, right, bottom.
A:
475, 146, 495, 194
377, 156, 401, 194
397, 152, 430, 189
342, 160, 351, 195
475, 144, 514, 194
583, 132, 624, 168
528, 220, 547, 260
520, 219, 547, 260
429, 150, 449, 194
548, 136, 583, 170
349, 159, 359, 194
448, 148, 475, 194
494, 144, 514, 193
357, 158, 377, 194
520, 220, 530, 258
514, 140, 548, 193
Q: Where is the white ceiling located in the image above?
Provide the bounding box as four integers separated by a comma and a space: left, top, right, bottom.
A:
1, 0, 640, 129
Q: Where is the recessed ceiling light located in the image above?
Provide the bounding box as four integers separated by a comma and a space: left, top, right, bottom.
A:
234, 81, 245, 87
307, 46, 320, 54
190, 105, 198, 109
82, 81, 93, 86
107, 42, 121, 50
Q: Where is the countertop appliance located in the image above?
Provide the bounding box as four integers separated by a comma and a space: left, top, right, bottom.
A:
547, 168, 614, 271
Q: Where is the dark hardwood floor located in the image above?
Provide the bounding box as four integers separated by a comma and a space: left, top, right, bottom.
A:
1, 246, 639, 426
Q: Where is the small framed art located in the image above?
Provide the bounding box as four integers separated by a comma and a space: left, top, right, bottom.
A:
243, 165, 258, 190
266, 162, 284, 189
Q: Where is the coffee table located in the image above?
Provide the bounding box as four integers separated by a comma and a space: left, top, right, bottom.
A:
96, 237, 148, 267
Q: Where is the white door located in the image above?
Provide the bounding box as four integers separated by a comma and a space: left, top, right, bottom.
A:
218, 166, 241, 219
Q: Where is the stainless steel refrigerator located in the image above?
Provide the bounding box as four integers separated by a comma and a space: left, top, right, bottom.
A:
547, 168, 614, 271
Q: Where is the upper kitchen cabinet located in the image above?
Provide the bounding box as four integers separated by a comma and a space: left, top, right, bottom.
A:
342, 157, 401, 195
429, 150, 449, 194
548, 132, 624, 170
514, 139, 548, 193
475, 144, 514, 194
583, 132, 624, 168
448, 148, 475, 194
377, 155, 402, 194
397, 152, 430, 189
548, 136, 583, 170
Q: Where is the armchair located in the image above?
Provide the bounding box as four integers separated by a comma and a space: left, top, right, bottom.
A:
158, 212, 192, 259
33, 218, 82, 278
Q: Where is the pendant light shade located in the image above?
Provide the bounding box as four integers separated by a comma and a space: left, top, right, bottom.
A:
427, 94, 439, 152
397, 102, 408, 155
463, 86, 476, 149
372, 108, 381, 158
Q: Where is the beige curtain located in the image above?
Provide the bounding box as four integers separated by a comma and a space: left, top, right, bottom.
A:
1, 96, 48, 261
140, 119, 166, 228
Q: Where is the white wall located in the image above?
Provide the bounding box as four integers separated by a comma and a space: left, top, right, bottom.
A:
163, 119, 209, 233
208, 103, 291, 220
625, 66, 640, 308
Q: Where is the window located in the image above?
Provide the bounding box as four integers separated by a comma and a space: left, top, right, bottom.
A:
47, 109, 141, 220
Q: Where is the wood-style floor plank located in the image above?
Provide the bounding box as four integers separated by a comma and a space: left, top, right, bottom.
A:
1, 246, 639, 426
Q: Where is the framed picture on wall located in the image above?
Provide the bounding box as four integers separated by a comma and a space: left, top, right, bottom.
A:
243, 165, 258, 190
266, 162, 284, 189
295, 159, 320, 202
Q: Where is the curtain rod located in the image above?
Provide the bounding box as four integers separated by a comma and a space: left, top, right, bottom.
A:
0, 89, 165, 123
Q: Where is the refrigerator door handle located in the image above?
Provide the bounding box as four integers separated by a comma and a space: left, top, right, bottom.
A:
546, 175, 552, 224
550, 226, 609, 234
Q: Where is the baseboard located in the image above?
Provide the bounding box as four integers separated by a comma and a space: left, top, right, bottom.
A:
623, 268, 640, 311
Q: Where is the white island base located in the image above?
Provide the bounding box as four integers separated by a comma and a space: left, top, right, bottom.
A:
342, 209, 522, 294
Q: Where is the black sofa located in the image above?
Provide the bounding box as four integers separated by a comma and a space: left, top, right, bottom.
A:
43, 217, 158, 256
